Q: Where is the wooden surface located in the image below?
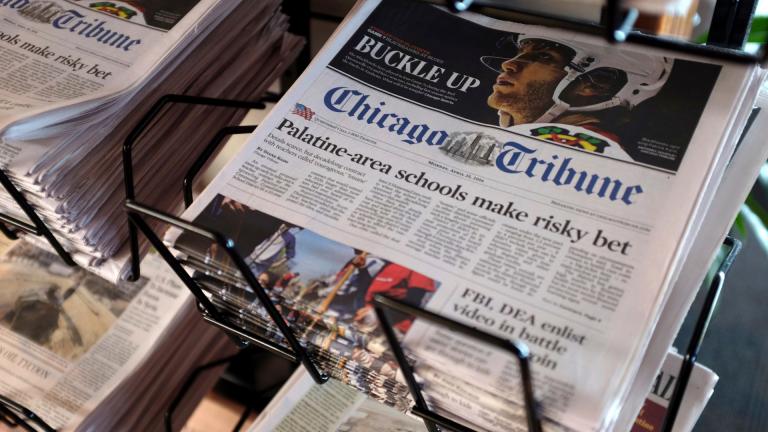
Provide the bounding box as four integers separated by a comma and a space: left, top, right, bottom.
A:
183, 389, 258, 432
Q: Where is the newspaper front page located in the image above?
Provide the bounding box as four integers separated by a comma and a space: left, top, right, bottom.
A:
0, 0, 230, 191
170, 0, 756, 430
0, 241, 189, 429
0, 0, 225, 134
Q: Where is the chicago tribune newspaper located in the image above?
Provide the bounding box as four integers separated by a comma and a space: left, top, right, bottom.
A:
167, 0, 761, 430
0, 0, 299, 282
0, 0, 225, 226
0, 0, 230, 187
0, 0, 224, 134
0, 0, 223, 256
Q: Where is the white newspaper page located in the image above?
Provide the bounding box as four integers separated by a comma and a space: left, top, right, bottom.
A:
632, 351, 718, 432
171, 0, 755, 430
251, 351, 716, 432
249, 369, 424, 432
0, 0, 228, 272
0, 241, 189, 429
0, 0, 222, 133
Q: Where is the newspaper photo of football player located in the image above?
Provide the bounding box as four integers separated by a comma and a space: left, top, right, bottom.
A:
484, 35, 668, 140
329, 0, 721, 172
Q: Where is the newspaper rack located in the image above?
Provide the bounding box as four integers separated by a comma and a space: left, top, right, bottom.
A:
121, 93, 329, 384
663, 236, 741, 431
122, 93, 272, 282
124, 198, 330, 384
120, 104, 542, 427
120, 0, 761, 423
120, 89, 742, 431
373, 295, 543, 432
0, 0, 760, 430
123, 144, 743, 432
372, 236, 741, 432
125, 1, 755, 429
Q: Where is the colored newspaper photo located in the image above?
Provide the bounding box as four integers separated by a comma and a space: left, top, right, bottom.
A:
0, 242, 145, 361
328, 1, 720, 172
67, 0, 203, 31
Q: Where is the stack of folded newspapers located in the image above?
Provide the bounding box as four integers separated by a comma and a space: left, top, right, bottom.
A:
0, 0, 303, 282
165, 0, 768, 430
0, 237, 234, 431
248, 349, 718, 432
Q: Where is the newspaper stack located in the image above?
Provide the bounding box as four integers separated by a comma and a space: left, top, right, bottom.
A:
0, 0, 303, 282
248, 350, 718, 432
166, 0, 767, 430
0, 238, 234, 431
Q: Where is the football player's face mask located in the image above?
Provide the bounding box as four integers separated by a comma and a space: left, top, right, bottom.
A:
483, 36, 672, 126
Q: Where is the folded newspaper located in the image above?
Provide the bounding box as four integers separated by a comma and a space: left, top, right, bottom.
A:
0, 238, 234, 431
166, 0, 764, 430
631, 350, 718, 432
248, 349, 717, 432
0, 0, 303, 282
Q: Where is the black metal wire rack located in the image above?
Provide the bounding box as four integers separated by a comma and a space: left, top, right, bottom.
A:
0, 0, 761, 430
118, 108, 743, 432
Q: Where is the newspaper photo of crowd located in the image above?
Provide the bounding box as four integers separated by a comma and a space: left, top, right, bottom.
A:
177, 194, 440, 380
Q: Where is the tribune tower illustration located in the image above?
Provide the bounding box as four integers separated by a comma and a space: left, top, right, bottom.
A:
440, 132, 501, 165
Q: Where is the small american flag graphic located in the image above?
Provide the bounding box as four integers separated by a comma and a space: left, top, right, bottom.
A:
291, 103, 315, 121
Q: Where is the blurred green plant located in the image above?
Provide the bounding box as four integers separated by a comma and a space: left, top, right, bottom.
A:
748, 16, 768, 43
694, 16, 768, 44
735, 164, 768, 251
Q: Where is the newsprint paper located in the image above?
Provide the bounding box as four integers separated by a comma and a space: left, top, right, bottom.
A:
0, 0, 229, 227
0, 239, 189, 429
167, 0, 759, 430
249, 349, 718, 432
632, 350, 717, 432
0, 0, 301, 283
0, 0, 226, 135
249, 367, 424, 432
